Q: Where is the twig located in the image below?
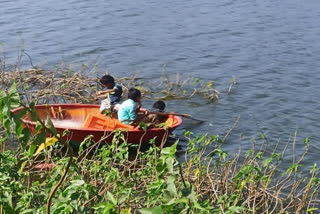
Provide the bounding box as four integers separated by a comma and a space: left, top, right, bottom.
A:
223, 116, 240, 142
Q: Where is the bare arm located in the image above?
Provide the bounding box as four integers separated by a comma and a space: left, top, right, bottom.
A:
96, 88, 117, 98
136, 103, 149, 115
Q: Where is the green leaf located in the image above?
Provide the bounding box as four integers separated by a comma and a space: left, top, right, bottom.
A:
139, 206, 162, 214
3, 191, 14, 214
207, 80, 214, 88
64, 179, 85, 195
31, 110, 38, 121
46, 116, 57, 135
287, 163, 300, 173
29, 131, 46, 157
192, 77, 201, 85
310, 163, 318, 174
9, 81, 17, 94
166, 157, 174, 173
0, 136, 7, 144
15, 120, 24, 136
20, 209, 35, 214
183, 130, 193, 138
0, 89, 6, 97
166, 175, 178, 197
13, 107, 27, 120
307, 208, 318, 213
29, 101, 35, 109
19, 128, 31, 148
28, 144, 37, 157
3, 117, 11, 135
161, 142, 177, 156
2, 102, 10, 117
118, 189, 131, 204
304, 137, 310, 146
9, 82, 20, 108
19, 160, 28, 173
106, 191, 117, 205
93, 202, 115, 214
62, 129, 70, 137
255, 152, 263, 159
228, 206, 247, 213
138, 122, 147, 131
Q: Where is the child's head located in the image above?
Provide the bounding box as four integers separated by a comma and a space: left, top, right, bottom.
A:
152, 100, 166, 112
128, 88, 141, 102
100, 75, 115, 88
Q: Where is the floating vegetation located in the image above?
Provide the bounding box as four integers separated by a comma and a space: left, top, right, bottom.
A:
1, 64, 220, 106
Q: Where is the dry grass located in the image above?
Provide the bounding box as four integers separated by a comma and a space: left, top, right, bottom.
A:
1, 64, 220, 107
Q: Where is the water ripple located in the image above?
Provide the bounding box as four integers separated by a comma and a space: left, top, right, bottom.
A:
1, 0, 320, 165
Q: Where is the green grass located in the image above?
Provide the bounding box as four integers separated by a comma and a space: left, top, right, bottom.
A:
0, 59, 319, 213
0, 82, 320, 214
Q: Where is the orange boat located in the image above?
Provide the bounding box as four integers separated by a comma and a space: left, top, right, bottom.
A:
12, 104, 182, 145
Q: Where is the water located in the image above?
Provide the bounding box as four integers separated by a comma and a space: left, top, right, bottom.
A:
2, 0, 320, 167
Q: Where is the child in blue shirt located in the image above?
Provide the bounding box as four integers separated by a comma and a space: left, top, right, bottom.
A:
96, 75, 122, 113
117, 88, 147, 125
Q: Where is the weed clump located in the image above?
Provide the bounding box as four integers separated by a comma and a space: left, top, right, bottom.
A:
1, 65, 220, 105
0, 84, 319, 213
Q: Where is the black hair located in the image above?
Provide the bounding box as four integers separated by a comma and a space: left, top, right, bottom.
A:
100, 75, 115, 85
128, 88, 141, 101
152, 100, 166, 111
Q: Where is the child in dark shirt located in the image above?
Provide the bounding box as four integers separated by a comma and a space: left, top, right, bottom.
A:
147, 101, 166, 125
149, 100, 166, 113
96, 75, 122, 113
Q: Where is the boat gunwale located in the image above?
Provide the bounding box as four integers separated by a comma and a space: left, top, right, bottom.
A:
11, 104, 183, 132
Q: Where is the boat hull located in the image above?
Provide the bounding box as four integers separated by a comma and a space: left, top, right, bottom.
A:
12, 104, 182, 145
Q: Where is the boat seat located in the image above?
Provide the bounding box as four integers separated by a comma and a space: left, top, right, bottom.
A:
50, 106, 65, 119
83, 113, 135, 130
83, 113, 116, 130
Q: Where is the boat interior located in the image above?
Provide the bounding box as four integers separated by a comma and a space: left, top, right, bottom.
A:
21, 105, 178, 131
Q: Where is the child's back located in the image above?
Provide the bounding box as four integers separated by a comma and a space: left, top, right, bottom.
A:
117, 88, 142, 124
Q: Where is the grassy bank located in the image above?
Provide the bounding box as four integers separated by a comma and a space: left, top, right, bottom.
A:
0, 66, 319, 213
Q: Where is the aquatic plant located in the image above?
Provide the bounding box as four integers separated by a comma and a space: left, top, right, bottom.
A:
2, 65, 220, 106
0, 84, 319, 213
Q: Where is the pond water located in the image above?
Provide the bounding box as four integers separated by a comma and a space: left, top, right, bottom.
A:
2, 0, 320, 168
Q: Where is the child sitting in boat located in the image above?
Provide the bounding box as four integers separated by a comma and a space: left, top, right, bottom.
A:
147, 100, 167, 125
96, 75, 122, 114
117, 87, 147, 125
149, 100, 166, 113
